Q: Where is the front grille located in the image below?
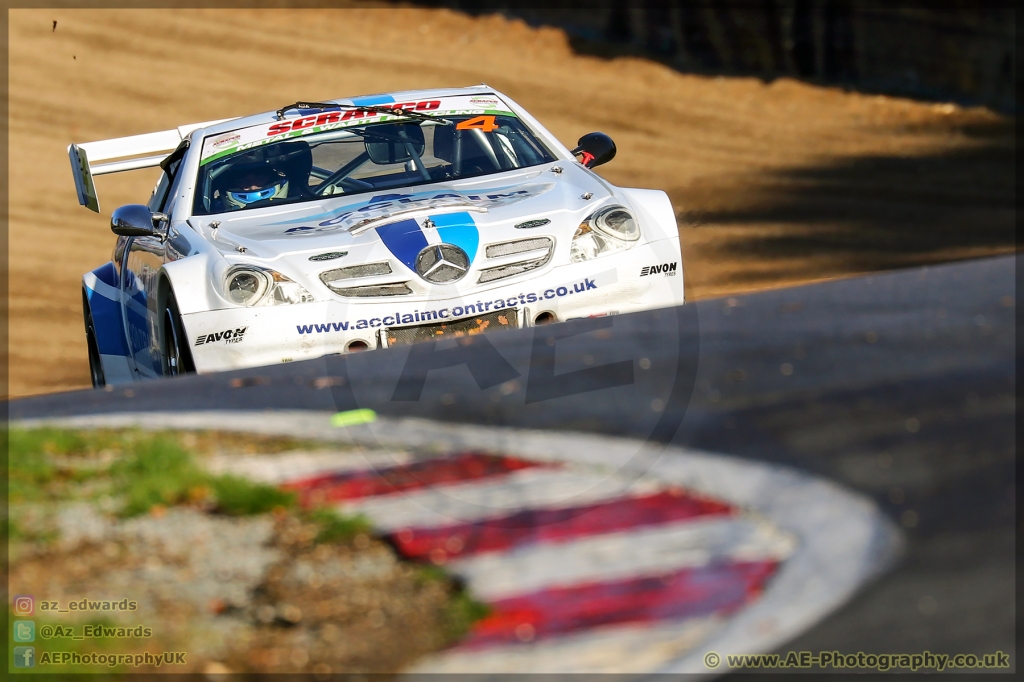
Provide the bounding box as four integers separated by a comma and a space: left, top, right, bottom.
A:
320, 262, 392, 284
319, 261, 411, 297
478, 237, 554, 284
386, 308, 519, 347
329, 283, 413, 297
485, 237, 552, 258
478, 258, 548, 283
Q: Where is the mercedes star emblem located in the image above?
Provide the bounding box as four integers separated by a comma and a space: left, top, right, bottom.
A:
415, 244, 470, 283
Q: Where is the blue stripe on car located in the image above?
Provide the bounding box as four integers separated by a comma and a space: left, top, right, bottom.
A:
433, 212, 479, 263
376, 213, 480, 271
351, 95, 396, 106
375, 219, 429, 271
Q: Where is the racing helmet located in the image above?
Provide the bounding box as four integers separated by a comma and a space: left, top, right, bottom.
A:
222, 164, 289, 210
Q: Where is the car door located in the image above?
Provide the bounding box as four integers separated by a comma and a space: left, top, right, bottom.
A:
120, 153, 183, 378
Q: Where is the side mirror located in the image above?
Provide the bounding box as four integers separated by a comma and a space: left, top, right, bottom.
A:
571, 132, 616, 169
111, 205, 168, 240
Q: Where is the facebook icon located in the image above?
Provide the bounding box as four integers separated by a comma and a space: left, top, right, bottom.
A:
14, 646, 35, 668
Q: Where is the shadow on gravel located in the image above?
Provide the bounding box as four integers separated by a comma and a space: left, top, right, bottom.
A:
675, 120, 1016, 280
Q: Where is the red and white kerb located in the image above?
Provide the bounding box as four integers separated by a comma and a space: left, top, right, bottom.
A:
280, 450, 795, 668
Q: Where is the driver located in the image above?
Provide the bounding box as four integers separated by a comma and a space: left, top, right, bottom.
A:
222, 164, 289, 210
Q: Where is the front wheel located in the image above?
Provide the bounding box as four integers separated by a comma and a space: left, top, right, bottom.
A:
83, 291, 106, 388
162, 293, 195, 377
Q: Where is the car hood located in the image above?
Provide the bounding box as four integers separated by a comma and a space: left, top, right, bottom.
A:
193, 163, 616, 264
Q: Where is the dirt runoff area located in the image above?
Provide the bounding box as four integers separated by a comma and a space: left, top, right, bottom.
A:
6, 7, 1014, 397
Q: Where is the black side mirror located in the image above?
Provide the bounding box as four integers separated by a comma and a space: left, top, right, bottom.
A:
571, 132, 616, 169
111, 204, 167, 240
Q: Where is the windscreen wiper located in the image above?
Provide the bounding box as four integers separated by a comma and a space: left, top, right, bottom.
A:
347, 103, 453, 126
276, 101, 452, 125
274, 99, 342, 118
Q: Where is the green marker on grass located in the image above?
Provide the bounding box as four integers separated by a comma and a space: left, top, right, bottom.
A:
331, 409, 377, 427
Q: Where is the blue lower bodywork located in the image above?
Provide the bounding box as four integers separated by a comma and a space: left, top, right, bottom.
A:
83, 261, 137, 384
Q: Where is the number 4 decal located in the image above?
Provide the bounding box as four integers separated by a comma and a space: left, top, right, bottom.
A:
456, 115, 499, 132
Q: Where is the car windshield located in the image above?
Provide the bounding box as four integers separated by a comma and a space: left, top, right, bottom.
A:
193, 108, 557, 215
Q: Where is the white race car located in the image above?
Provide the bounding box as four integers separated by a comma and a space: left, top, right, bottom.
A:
71, 86, 684, 387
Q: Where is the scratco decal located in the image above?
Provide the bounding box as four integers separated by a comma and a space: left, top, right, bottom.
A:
267, 111, 344, 136
640, 262, 678, 277
268, 101, 442, 137
194, 327, 248, 346
200, 94, 515, 166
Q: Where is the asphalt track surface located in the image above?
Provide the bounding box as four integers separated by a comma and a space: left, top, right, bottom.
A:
8, 253, 1016, 664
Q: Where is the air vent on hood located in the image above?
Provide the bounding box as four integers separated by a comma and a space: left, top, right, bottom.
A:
478, 237, 554, 284
309, 251, 348, 262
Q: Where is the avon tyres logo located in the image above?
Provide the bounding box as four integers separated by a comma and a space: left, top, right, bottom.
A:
194, 327, 248, 346
640, 262, 678, 277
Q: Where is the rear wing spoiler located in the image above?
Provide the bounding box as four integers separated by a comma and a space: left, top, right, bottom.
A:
68, 117, 237, 213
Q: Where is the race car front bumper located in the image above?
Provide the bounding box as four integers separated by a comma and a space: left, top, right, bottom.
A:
182, 237, 684, 373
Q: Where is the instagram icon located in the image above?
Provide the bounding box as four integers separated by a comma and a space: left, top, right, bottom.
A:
13, 595, 34, 616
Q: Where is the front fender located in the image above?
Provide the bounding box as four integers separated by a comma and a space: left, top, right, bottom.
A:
620, 188, 679, 244
158, 237, 238, 316
82, 262, 135, 384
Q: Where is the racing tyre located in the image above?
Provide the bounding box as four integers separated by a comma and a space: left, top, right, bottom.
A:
83, 291, 106, 389
162, 293, 196, 377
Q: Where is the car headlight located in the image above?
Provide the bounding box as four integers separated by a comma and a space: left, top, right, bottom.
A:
225, 266, 315, 306
570, 205, 640, 262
